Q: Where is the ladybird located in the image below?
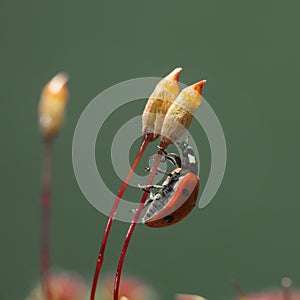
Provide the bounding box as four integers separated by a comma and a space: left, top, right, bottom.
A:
138, 137, 200, 228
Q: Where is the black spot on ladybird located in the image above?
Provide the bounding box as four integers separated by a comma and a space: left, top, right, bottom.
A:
182, 189, 190, 196
163, 215, 174, 223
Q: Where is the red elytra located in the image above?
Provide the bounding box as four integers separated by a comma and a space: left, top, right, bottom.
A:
139, 139, 200, 228
144, 171, 199, 228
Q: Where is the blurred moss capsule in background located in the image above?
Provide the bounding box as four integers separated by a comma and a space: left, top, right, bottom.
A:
38, 73, 69, 141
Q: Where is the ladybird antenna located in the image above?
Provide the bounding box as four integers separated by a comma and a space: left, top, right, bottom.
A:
90, 134, 151, 300
113, 148, 164, 300
282, 277, 292, 300
232, 279, 247, 300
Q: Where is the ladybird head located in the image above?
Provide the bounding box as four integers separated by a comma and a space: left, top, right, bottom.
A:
177, 141, 189, 153
177, 136, 198, 175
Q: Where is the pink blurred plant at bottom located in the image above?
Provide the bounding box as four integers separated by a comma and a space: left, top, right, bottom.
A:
26, 272, 88, 300
97, 275, 156, 300
244, 292, 300, 300
234, 278, 300, 300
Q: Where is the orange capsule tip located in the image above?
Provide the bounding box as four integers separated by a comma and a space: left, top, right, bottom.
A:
191, 80, 207, 94
165, 67, 183, 81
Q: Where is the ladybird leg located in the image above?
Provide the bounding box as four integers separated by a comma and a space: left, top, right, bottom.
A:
144, 198, 154, 207
144, 167, 151, 172
157, 145, 169, 155
137, 184, 151, 193
144, 166, 166, 175
129, 197, 153, 213
147, 184, 163, 190
138, 184, 163, 191
157, 146, 181, 168
130, 199, 152, 214
166, 154, 181, 168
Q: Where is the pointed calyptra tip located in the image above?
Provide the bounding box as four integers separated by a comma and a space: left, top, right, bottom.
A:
191, 80, 207, 94
142, 67, 181, 141
165, 67, 183, 81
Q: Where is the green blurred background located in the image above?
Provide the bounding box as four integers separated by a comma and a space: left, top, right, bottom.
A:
1, 0, 300, 299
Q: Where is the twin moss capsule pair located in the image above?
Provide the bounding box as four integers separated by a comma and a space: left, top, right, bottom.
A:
142, 67, 206, 148
139, 67, 206, 227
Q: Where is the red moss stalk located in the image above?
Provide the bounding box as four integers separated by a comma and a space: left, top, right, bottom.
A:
40, 140, 53, 300
90, 135, 150, 300
113, 149, 163, 300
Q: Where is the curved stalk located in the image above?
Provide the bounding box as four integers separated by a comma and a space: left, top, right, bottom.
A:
90, 135, 151, 300
113, 149, 164, 300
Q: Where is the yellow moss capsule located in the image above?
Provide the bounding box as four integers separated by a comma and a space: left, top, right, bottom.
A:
38, 73, 69, 141
160, 80, 206, 148
142, 67, 182, 141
